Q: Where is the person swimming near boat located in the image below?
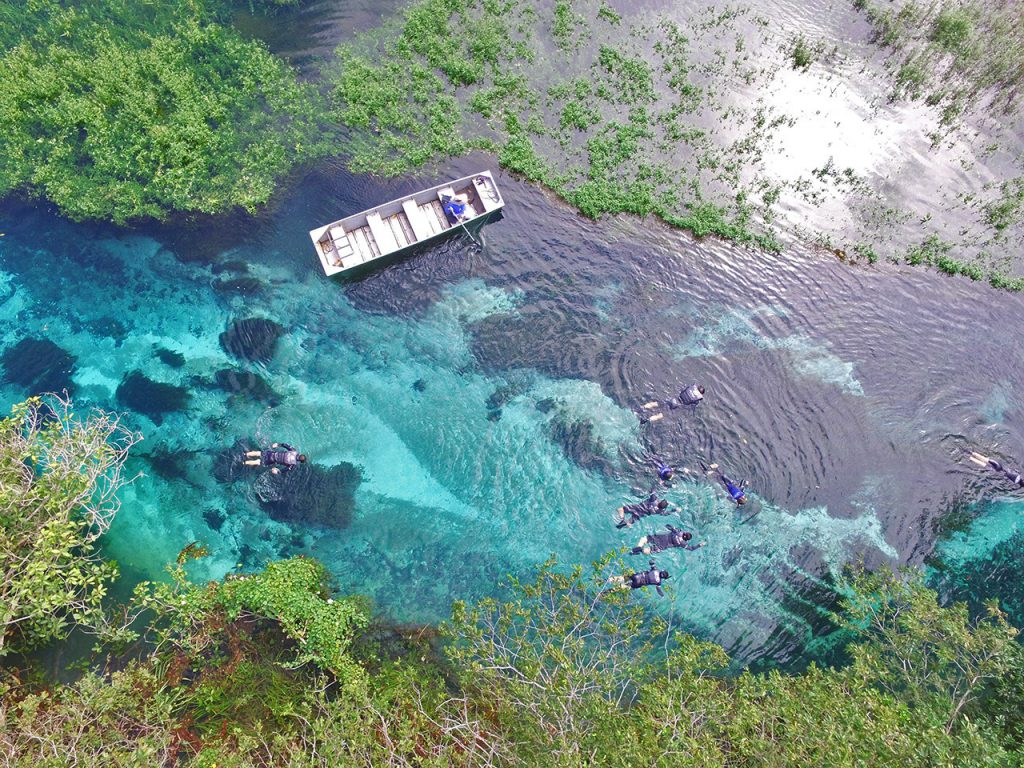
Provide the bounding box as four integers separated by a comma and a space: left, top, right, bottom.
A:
639, 383, 706, 423
968, 451, 1024, 488
441, 193, 470, 224
616, 494, 674, 528
244, 442, 307, 475
606, 560, 671, 596
631, 524, 706, 555
700, 461, 748, 505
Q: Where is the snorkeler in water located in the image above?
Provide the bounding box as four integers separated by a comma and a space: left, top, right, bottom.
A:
639, 383, 706, 423
631, 524, 706, 555
244, 442, 307, 475
700, 461, 748, 505
616, 494, 675, 528
968, 451, 1024, 488
606, 560, 671, 596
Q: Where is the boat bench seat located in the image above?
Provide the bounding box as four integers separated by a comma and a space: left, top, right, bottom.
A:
366, 212, 398, 255
402, 200, 433, 241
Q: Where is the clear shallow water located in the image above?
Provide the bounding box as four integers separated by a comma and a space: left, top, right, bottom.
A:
2, 154, 1023, 665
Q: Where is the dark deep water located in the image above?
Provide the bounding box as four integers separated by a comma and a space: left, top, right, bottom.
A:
2, 0, 1024, 667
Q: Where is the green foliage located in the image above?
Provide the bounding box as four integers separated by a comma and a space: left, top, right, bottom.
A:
839, 569, 1019, 744
596, 45, 657, 103
855, 0, 1024, 121
0, 2, 321, 223
985, 177, 1024, 231
596, 4, 621, 25
0, 396, 139, 656
3, 556, 1024, 766
931, 7, 975, 54
142, 556, 370, 687
791, 35, 813, 69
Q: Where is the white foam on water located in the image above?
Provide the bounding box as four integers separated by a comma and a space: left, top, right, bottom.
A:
674, 305, 864, 395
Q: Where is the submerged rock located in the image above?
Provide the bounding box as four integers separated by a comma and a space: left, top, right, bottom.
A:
116, 371, 191, 425
219, 317, 285, 363
1, 337, 77, 396
154, 347, 186, 369
258, 462, 361, 529
203, 507, 226, 532
412, 378, 427, 392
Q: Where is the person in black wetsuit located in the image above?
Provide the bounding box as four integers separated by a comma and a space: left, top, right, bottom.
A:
616, 494, 674, 528
631, 525, 706, 555
639, 383, 705, 423
244, 442, 307, 475
607, 560, 671, 596
968, 451, 1024, 488
700, 461, 748, 505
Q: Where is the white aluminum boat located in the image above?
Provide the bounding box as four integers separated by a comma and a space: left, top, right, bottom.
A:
309, 170, 504, 276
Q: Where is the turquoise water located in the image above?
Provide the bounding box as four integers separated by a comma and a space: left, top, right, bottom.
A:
2, 160, 1024, 666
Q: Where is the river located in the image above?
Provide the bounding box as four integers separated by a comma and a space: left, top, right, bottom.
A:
1, 0, 1022, 667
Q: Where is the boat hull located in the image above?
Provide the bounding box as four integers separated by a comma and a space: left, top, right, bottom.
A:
309, 171, 504, 277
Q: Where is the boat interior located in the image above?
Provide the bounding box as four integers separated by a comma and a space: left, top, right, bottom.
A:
318, 178, 491, 270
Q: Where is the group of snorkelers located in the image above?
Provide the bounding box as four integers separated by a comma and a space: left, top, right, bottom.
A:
611, 382, 756, 595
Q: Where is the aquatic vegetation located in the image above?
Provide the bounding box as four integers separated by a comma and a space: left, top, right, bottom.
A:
0, 0, 321, 223
116, 371, 191, 424
212, 368, 280, 405
325, 0, 782, 249
790, 35, 813, 70
855, 0, 1024, 123
218, 317, 285, 363
0, 337, 76, 396
984, 177, 1024, 232
258, 462, 362, 529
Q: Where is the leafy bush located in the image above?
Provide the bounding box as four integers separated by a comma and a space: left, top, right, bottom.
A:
0, 396, 140, 656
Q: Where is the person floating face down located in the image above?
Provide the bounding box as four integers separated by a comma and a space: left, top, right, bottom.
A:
608, 560, 671, 596
631, 524, 706, 555
616, 494, 674, 528
244, 442, 307, 475
968, 451, 1024, 488
441, 193, 470, 224
639, 383, 705, 423
700, 461, 748, 505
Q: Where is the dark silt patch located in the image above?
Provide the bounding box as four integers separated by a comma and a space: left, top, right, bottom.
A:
154, 347, 186, 369
1, 337, 77, 396
116, 371, 191, 425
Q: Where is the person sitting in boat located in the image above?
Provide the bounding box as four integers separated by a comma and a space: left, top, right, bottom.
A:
244, 442, 307, 475
442, 193, 470, 224
968, 451, 1024, 488
639, 383, 706, 422
700, 461, 748, 505
606, 560, 671, 596
631, 524, 706, 555
616, 494, 674, 528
